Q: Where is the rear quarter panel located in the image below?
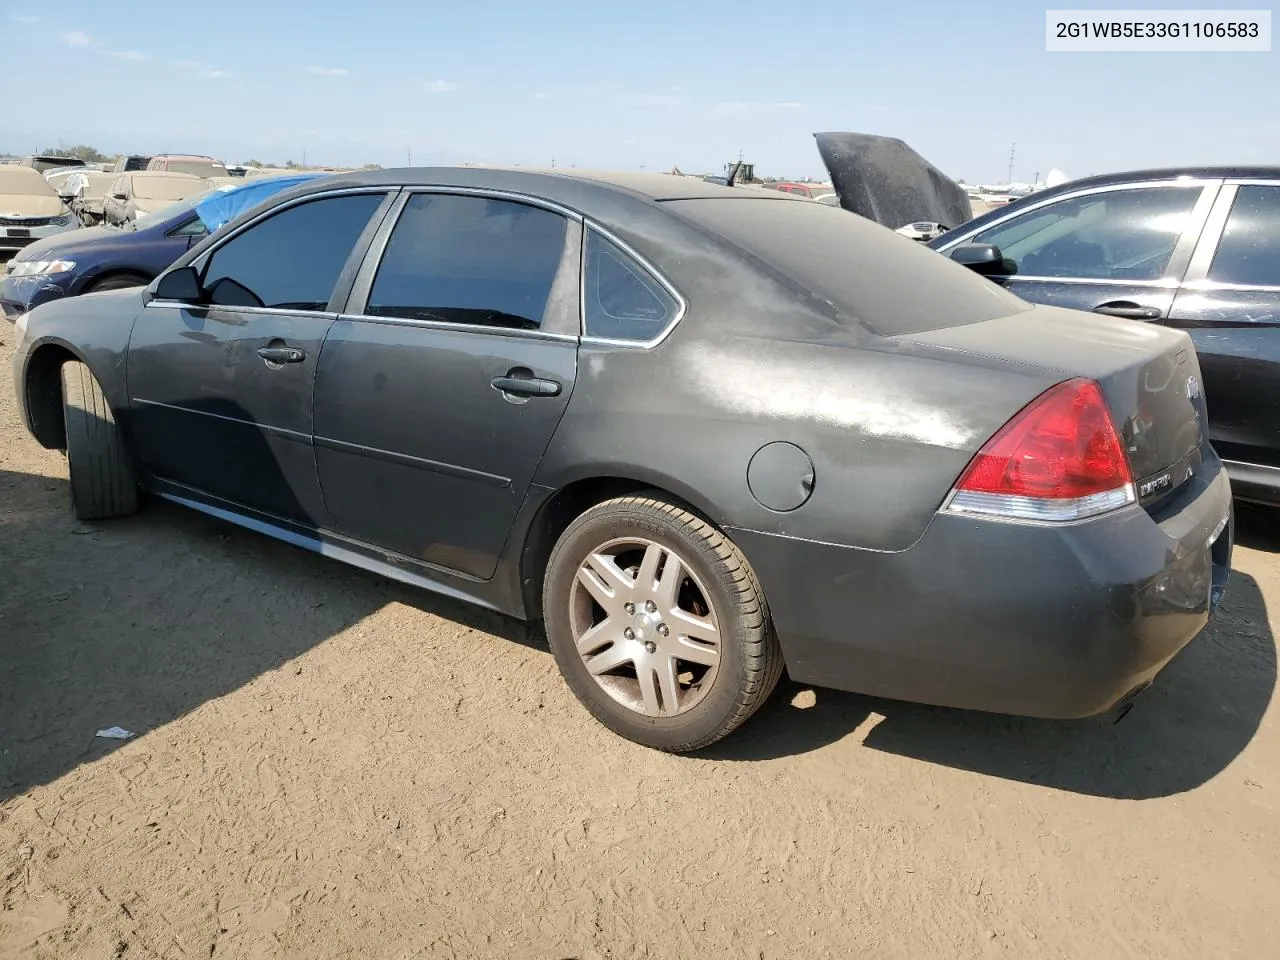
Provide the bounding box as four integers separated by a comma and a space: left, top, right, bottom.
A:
537, 274, 1056, 552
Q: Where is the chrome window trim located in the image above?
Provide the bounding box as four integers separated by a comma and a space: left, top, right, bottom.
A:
1181, 185, 1238, 284
998, 275, 1181, 287
578, 221, 688, 349
337, 186, 583, 344
143, 302, 340, 322
1180, 279, 1280, 294
332, 311, 580, 344
389, 185, 585, 223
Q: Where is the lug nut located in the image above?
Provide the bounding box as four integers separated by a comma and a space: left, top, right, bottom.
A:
644, 641, 657, 654
658, 624, 669, 637
624, 602, 635, 615
623, 628, 635, 640
645, 600, 657, 613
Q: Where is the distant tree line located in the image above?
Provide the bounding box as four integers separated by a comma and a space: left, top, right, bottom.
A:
40, 144, 117, 163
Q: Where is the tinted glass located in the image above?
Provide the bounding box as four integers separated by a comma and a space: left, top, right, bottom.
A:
1208, 185, 1280, 287
668, 197, 1029, 336
972, 185, 1201, 281
202, 193, 382, 311
366, 193, 567, 330
584, 230, 678, 341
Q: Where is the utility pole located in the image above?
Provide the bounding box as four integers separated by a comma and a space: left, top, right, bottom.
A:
1033, 170, 1041, 187
407, 146, 412, 166
1006, 142, 1016, 185
551, 154, 555, 168
302, 148, 307, 167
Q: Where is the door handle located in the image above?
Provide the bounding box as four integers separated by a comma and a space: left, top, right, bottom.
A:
491, 370, 561, 397
257, 345, 306, 364
1093, 302, 1162, 321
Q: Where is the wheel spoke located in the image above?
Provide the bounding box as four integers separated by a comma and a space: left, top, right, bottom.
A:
657, 656, 682, 715
586, 642, 634, 676
675, 635, 719, 667
637, 664, 662, 715
578, 553, 632, 618
654, 550, 685, 613
575, 617, 615, 655
668, 608, 719, 646
635, 542, 664, 595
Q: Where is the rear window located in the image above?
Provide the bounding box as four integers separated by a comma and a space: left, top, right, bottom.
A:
667, 197, 1030, 336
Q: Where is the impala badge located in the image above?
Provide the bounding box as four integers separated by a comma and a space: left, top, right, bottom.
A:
1186, 376, 1201, 400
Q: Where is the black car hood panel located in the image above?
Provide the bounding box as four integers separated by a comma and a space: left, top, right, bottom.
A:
814, 132, 972, 230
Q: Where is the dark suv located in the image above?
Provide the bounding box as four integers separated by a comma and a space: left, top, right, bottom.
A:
932, 168, 1280, 505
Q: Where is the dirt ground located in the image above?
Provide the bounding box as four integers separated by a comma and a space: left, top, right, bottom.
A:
1, 330, 1278, 960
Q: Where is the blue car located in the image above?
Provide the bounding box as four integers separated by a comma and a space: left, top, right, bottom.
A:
1, 173, 329, 321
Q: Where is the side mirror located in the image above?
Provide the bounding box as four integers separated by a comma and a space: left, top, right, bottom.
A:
949, 243, 1016, 278
154, 265, 202, 302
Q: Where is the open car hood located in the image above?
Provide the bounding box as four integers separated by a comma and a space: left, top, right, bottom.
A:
813, 132, 971, 230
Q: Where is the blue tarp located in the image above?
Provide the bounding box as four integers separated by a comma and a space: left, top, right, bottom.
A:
193, 173, 329, 233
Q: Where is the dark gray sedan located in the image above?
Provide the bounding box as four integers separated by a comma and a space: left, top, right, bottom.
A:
10, 168, 1234, 751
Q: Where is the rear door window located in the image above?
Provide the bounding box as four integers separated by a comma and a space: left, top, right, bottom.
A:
365, 193, 567, 330
201, 193, 384, 310
1207, 185, 1280, 287
971, 185, 1202, 281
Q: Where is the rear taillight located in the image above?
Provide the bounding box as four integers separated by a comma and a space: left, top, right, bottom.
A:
944, 377, 1135, 522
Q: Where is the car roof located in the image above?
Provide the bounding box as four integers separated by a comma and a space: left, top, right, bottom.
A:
152, 154, 219, 161
279, 165, 808, 208
127, 171, 204, 180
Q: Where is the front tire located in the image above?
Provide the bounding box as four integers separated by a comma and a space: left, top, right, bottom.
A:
60, 361, 138, 521
88, 273, 149, 293
543, 494, 783, 752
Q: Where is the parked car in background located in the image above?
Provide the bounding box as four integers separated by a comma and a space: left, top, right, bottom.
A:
57, 170, 119, 225
111, 155, 153, 174
44, 166, 91, 195
766, 181, 835, 201
0, 166, 81, 256
17, 155, 87, 174
103, 172, 206, 225
10, 166, 1232, 751
931, 167, 1280, 505
146, 154, 229, 178
2, 173, 328, 320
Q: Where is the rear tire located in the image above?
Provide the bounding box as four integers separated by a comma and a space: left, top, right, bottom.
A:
60, 361, 138, 521
543, 493, 784, 752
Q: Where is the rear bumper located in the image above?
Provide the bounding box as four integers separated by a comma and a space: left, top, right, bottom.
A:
731, 454, 1234, 718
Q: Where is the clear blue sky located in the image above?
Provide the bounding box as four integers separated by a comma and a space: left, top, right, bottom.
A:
4, 0, 1275, 181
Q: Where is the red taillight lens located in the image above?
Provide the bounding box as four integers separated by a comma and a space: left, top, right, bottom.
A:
948, 378, 1135, 521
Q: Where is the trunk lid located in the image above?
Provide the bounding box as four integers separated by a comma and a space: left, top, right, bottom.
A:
899, 304, 1210, 506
